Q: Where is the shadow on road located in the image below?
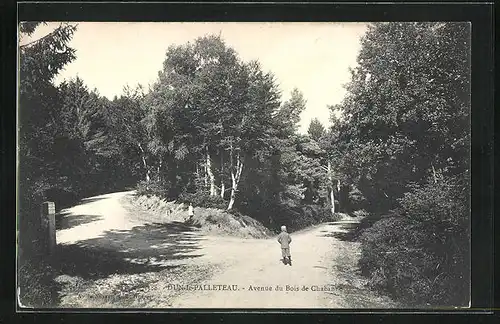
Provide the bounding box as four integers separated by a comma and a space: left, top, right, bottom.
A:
55, 196, 111, 230
53, 221, 204, 280
322, 222, 359, 241
56, 212, 103, 230
322, 218, 378, 242
78, 196, 110, 205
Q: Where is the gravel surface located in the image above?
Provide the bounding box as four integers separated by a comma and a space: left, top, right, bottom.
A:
54, 191, 399, 308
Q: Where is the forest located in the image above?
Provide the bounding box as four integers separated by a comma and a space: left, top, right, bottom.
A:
18, 22, 470, 306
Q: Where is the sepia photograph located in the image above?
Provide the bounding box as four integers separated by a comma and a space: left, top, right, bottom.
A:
17, 21, 471, 309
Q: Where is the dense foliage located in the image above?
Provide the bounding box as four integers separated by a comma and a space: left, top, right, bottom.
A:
18, 22, 78, 307
19, 22, 78, 217
123, 35, 342, 230
359, 174, 469, 305
329, 22, 470, 213
329, 22, 470, 306
307, 117, 326, 142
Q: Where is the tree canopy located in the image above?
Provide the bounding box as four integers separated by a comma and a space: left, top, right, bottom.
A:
329, 22, 470, 212
307, 118, 326, 143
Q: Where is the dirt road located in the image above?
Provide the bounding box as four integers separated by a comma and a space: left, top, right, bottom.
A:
54, 191, 398, 308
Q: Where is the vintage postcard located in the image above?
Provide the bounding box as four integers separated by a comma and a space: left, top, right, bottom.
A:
17, 21, 471, 309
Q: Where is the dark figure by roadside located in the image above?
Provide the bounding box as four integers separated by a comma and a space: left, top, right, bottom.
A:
277, 225, 292, 265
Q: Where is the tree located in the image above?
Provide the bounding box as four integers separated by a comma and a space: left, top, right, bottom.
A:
143, 35, 248, 199
267, 89, 308, 212
274, 88, 306, 137
224, 60, 283, 210
135, 34, 340, 228
193, 35, 246, 200
18, 22, 78, 307
307, 118, 326, 143
18, 22, 77, 217
306, 117, 341, 213
105, 84, 151, 184
56, 77, 120, 195
330, 22, 470, 212
144, 35, 285, 211
331, 22, 471, 306
234, 62, 283, 223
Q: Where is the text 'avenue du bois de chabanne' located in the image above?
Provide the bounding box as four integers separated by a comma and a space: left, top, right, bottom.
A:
166, 284, 335, 292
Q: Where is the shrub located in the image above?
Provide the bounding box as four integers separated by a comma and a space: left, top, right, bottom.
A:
18, 253, 58, 307
348, 186, 368, 210
271, 204, 340, 233
358, 173, 470, 306
17, 205, 59, 307
177, 191, 227, 210
353, 209, 369, 218
44, 187, 79, 211
136, 179, 170, 198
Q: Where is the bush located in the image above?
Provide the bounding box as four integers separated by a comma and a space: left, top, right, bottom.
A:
136, 179, 170, 198
18, 254, 58, 307
44, 187, 79, 211
17, 204, 59, 307
358, 173, 470, 306
348, 186, 368, 211
177, 191, 227, 210
270, 204, 341, 233
352, 209, 369, 218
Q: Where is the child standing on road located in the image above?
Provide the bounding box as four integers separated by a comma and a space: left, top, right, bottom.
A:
277, 225, 292, 265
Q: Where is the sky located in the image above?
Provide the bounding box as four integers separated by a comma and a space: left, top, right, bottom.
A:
20, 22, 367, 133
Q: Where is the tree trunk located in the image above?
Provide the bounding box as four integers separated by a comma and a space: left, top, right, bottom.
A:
328, 160, 335, 214
220, 180, 225, 199
228, 184, 236, 210
206, 149, 216, 196
228, 145, 243, 210
203, 160, 208, 189
157, 157, 163, 181
195, 162, 203, 192
219, 121, 225, 199
337, 179, 341, 212
220, 150, 225, 199
138, 143, 150, 182
145, 164, 151, 183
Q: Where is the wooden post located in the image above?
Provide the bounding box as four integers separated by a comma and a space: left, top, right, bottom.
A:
40, 202, 56, 255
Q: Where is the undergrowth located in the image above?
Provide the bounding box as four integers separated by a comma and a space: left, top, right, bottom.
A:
358, 174, 470, 306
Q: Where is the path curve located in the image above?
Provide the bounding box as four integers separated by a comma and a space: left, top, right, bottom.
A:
55, 191, 398, 308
